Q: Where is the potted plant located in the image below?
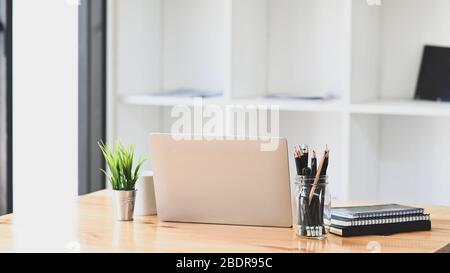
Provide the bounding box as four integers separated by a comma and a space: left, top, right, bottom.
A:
98, 140, 146, 221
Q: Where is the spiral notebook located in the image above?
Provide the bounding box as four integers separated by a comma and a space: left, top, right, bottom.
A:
332, 204, 424, 220
331, 214, 430, 227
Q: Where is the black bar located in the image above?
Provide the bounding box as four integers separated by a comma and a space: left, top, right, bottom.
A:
0, 253, 436, 270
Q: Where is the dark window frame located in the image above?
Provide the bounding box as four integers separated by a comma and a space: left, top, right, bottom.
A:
6, 0, 12, 213
78, 0, 107, 195
0, 0, 12, 215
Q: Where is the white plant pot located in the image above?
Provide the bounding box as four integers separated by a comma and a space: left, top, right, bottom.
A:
134, 171, 157, 216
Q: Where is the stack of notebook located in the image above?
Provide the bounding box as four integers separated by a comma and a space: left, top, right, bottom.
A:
329, 204, 431, 237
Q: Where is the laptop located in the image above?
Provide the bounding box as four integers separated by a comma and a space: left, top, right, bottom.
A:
149, 134, 292, 227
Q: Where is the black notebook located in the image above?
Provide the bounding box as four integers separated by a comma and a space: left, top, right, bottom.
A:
330, 221, 431, 237
332, 204, 424, 220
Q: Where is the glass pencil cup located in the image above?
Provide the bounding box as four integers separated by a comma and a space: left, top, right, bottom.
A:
293, 176, 331, 240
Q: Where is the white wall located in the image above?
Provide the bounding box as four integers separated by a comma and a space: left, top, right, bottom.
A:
378, 116, 450, 205
116, 0, 162, 94
115, 0, 228, 95
381, 0, 450, 99
267, 0, 349, 98
163, 0, 227, 92
13, 0, 78, 251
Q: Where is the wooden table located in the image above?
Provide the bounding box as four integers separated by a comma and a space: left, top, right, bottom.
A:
1, 190, 449, 252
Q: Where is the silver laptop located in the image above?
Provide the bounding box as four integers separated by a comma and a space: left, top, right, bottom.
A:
149, 134, 292, 227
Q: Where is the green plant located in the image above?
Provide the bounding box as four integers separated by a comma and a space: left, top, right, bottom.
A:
98, 140, 146, 191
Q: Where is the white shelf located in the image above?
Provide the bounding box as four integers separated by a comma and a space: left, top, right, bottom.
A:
122, 95, 450, 118
120, 94, 224, 107
122, 94, 450, 118
350, 99, 450, 118
233, 98, 343, 112
120, 94, 343, 113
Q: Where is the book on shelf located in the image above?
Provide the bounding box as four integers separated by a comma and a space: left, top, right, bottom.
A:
263, 93, 337, 101
151, 88, 223, 98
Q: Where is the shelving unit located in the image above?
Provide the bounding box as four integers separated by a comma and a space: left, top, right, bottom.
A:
108, 0, 450, 205
120, 94, 344, 112
120, 94, 223, 108
350, 99, 450, 117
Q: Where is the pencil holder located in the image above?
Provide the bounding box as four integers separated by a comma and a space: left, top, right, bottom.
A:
294, 176, 331, 240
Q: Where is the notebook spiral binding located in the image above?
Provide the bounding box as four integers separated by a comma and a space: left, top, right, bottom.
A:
349, 215, 430, 226
353, 208, 424, 219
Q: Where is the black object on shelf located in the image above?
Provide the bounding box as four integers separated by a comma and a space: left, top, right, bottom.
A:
415, 45, 450, 102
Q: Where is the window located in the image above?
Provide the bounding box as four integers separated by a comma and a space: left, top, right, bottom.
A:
0, 0, 11, 215
78, 0, 107, 195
